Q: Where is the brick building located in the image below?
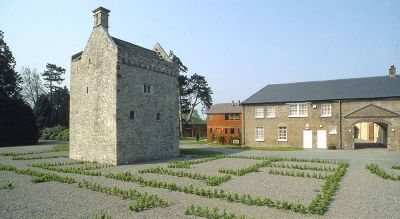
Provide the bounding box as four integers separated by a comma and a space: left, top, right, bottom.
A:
206, 102, 242, 144
241, 66, 400, 150
69, 7, 179, 165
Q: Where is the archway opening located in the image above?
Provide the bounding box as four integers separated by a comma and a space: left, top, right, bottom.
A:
353, 122, 387, 149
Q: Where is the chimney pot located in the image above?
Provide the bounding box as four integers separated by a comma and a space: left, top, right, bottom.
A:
389, 65, 396, 78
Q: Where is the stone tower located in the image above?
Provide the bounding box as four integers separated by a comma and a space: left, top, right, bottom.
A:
69, 7, 180, 165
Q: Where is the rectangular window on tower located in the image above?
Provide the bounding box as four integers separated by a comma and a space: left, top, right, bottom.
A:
144, 84, 151, 94
130, 111, 135, 120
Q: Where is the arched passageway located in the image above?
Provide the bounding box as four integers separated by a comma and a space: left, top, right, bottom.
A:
353, 122, 387, 149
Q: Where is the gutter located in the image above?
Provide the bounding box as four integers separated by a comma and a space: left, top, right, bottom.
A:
339, 100, 343, 149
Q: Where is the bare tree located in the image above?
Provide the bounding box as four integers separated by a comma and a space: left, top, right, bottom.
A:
21, 66, 45, 107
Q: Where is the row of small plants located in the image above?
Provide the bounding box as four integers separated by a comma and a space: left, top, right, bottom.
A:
184, 204, 253, 219
218, 160, 271, 176
0, 163, 168, 212
12, 154, 69, 160
31, 162, 114, 176
106, 160, 349, 215
307, 162, 349, 215
392, 164, 400, 170
268, 163, 336, 172
31, 160, 92, 167
0, 163, 76, 183
0, 144, 69, 157
168, 156, 222, 168
105, 171, 309, 213
78, 180, 169, 212
169, 154, 340, 170
366, 164, 400, 181
139, 166, 231, 186
0, 181, 14, 190
88, 210, 112, 219
268, 169, 329, 180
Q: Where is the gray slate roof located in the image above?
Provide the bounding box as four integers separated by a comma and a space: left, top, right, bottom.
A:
207, 103, 242, 114
242, 76, 400, 105
111, 37, 160, 59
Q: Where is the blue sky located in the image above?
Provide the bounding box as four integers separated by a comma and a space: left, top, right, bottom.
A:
1, 0, 399, 113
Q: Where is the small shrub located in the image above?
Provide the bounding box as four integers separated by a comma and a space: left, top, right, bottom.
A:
0, 181, 14, 190
40, 125, 69, 141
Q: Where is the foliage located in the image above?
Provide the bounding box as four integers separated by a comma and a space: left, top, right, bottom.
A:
179, 148, 224, 156
139, 166, 231, 186
0, 97, 39, 146
78, 180, 168, 212
392, 165, 400, 170
34, 94, 54, 128
219, 160, 271, 176
12, 154, 68, 160
91, 210, 112, 219
32, 163, 104, 176
0, 181, 14, 190
20, 66, 45, 107
183, 109, 205, 124
366, 164, 400, 181
307, 162, 349, 215
41, 63, 65, 103
268, 163, 336, 172
168, 156, 222, 168
40, 125, 69, 141
51, 143, 69, 152
52, 86, 69, 127
184, 204, 253, 219
268, 169, 329, 180
0, 30, 22, 99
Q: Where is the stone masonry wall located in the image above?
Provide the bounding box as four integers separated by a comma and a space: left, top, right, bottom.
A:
243, 98, 400, 150
70, 26, 119, 164
341, 98, 400, 150
115, 46, 179, 164
243, 102, 340, 148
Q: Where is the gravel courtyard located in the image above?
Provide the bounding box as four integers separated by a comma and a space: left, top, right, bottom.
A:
0, 142, 399, 219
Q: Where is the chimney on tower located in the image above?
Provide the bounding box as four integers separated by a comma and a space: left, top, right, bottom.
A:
389, 65, 396, 78
93, 7, 110, 31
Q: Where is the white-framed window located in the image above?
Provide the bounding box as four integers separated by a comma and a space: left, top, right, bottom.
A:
329, 126, 337, 135
278, 127, 287, 141
144, 84, 151, 94
266, 106, 276, 118
288, 103, 308, 117
255, 107, 264, 118
255, 127, 264, 141
321, 104, 332, 117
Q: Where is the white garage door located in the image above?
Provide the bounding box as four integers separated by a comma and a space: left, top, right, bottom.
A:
317, 130, 327, 149
303, 130, 313, 149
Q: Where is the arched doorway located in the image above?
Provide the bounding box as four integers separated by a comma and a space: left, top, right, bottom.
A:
353, 122, 388, 149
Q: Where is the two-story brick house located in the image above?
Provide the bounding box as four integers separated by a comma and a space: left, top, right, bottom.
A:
206, 102, 242, 144
241, 66, 400, 150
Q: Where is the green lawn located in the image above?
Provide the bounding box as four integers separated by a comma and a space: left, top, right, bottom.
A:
205, 144, 303, 151
179, 148, 224, 156
179, 137, 207, 144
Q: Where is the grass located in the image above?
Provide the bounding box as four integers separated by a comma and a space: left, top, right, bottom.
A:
208, 144, 303, 151
268, 169, 330, 180
50, 144, 69, 152
219, 160, 272, 176
31, 162, 113, 176
0, 181, 14, 190
392, 164, 400, 170
268, 163, 337, 172
91, 210, 112, 219
179, 148, 224, 156
180, 137, 207, 144
12, 154, 69, 160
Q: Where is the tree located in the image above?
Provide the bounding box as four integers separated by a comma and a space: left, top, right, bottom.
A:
21, 66, 45, 107
0, 30, 39, 146
183, 109, 205, 124
52, 86, 70, 127
34, 94, 54, 129
169, 51, 213, 136
0, 30, 22, 100
41, 63, 65, 104
184, 74, 213, 123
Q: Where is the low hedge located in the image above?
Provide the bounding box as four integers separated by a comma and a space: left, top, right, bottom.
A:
40, 126, 69, 141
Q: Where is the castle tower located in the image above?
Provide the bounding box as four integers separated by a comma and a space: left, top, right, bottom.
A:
69, 7, 179, 165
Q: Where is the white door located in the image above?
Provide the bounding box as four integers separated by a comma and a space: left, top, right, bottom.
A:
317, 130, 327, 149
303, 130, 313, 148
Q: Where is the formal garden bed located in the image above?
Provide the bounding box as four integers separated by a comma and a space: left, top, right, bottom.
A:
0, 144, 354, 218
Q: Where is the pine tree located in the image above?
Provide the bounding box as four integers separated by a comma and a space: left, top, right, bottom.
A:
41, 63, 65, 104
